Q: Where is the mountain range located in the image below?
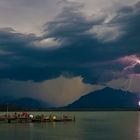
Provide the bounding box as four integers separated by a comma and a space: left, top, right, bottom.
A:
67, 87, 139, 109
0, 87, 139, 110
0, 97, 51, 109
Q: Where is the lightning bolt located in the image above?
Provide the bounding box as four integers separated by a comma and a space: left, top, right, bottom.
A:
120, 55, 140, 91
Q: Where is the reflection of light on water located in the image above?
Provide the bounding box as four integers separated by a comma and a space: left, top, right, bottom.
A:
138, 103, 140, 140
137, 112, 140, 139
52, 122, 56, 129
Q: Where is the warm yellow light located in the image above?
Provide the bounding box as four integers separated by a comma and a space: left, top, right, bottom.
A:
53, 116, 56, 120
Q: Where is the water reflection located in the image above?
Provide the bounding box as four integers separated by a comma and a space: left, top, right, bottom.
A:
137, 112, 140, 140
79, 111, 140, 140
0, 112, 140, 140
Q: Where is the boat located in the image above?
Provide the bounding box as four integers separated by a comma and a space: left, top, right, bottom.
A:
31, 114, 75, 122
0, 112, 75, 123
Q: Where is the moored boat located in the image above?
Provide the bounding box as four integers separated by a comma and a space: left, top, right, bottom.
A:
0, 112, 76, 123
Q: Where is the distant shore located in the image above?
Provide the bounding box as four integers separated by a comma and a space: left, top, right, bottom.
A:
0, 105, 140, 112
25, 108, 140, 112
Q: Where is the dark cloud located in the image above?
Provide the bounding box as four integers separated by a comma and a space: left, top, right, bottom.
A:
133, 64, 140, 73
0, 1, 140, 84
1, 0, 57, 7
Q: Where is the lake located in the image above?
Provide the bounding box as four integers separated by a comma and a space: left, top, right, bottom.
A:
0, 111, 140, 140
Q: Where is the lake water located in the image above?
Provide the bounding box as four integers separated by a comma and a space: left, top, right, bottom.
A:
0, 111, 140, 140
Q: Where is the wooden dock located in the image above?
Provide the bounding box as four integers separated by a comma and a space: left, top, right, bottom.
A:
0, 112, 76, 123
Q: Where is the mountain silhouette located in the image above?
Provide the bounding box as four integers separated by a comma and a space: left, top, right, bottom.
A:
0, 97, 51, 109
67, 87, 139, 108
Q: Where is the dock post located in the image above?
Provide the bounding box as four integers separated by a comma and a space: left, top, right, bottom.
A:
73, 115, 76, 122
8, 119, 11, 123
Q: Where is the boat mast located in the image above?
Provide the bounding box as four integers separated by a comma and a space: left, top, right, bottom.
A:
6, 103, 8, 118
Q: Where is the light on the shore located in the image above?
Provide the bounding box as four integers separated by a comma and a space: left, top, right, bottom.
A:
53, 116, 56, 120
138, 101, 140, 106
29, 114, 34, 119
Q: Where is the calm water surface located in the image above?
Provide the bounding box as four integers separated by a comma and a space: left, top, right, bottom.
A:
0, 111, 140, 140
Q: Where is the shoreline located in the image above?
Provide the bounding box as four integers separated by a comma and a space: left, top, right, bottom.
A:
1, 108, 140, 112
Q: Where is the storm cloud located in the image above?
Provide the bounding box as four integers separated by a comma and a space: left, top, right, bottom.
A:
0, 1, 140, 84
0, 1, 140, 105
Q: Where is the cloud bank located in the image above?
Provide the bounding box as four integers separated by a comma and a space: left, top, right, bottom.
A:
1, 1, 140, 105
0, 2, 140, 82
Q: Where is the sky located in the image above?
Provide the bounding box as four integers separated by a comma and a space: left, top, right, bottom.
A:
0, 0, 140, 107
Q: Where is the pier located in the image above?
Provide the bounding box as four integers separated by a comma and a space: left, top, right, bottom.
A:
0, 112, 75, 123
